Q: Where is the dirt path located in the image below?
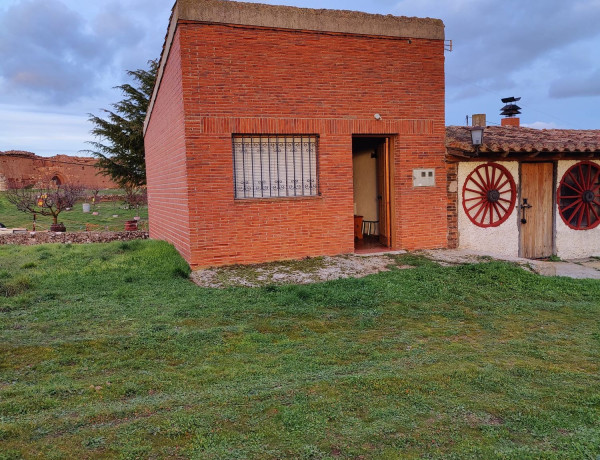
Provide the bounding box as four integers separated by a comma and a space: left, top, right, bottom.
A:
191, 249, 600, 288
191, 252, 409, 288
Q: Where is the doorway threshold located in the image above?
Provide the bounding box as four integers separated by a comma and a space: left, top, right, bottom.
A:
354, 235, 388, 254
355, 246, 390, 255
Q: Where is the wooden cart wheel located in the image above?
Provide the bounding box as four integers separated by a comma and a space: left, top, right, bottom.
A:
557, 161, 600, 230
462, 163, 516, 228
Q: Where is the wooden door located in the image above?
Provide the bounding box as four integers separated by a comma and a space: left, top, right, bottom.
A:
376, 139, 391, 247
520, 163, 553, 258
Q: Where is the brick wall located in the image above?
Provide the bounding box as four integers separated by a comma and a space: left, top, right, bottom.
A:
146, 22, 446, 268
446, 160, 459, 248
144, 30, 192, 262
0, 152, 117, 191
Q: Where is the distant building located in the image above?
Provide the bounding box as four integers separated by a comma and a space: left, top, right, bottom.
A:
144, 0, 447, 268
0, 150, 117, 191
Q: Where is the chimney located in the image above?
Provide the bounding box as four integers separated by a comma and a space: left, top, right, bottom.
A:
501, 117, 520, 127
472, 114, 486, 127
500, 96, 521, 127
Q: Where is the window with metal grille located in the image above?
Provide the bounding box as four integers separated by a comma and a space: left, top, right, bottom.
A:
233, 135, 318, 199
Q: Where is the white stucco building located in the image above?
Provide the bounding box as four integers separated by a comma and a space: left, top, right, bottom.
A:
446, 123, 600, 260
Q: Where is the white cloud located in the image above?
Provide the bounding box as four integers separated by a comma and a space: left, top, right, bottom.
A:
0, 104, 92, 156
0, 0, 171, 155
549, 68, 600, 99
521, 121, 559, 130
0, 0, 161, 106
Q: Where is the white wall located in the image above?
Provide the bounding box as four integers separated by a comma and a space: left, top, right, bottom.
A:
555, 160, 600, 259
457, 161, 520, 257
353, 149, 379, 229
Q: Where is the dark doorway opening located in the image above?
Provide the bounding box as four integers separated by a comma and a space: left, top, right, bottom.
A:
352, 136, 392, 253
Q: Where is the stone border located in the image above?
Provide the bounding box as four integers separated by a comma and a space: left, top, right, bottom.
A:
0, 231, 149, 246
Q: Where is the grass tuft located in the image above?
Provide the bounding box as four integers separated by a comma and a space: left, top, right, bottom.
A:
0, 274, 32, 297
392, 252, 439, 268
172, 266, 190, 279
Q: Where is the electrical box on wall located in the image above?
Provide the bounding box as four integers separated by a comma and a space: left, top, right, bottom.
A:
413, 169, 435, 187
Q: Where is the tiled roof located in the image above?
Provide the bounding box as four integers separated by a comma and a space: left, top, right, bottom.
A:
446, 126, 600, 156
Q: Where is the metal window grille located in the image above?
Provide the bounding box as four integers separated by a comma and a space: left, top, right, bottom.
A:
233, 135, 318, 199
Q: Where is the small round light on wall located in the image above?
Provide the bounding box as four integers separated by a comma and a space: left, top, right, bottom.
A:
374, 113, 382, 120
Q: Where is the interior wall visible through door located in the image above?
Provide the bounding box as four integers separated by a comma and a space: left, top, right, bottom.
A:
352, 136, 391, 250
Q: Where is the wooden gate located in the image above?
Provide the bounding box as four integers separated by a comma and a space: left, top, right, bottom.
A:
520, 163, 553, 258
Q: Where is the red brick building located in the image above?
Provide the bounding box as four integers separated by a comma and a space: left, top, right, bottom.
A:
144, 0, 447, 268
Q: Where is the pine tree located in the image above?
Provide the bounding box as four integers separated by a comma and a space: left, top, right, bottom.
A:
86, 59, 158, 188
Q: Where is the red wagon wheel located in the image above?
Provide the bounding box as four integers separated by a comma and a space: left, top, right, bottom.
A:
462, 163, 516, 227
557, 161, 600, 230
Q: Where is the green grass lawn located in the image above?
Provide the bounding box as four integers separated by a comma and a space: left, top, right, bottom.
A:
0, 191, 148, 232
1, 241, 599, 459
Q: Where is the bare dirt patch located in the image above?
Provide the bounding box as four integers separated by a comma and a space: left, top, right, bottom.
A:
191, 252, 409, 288
191, 249, 600, 289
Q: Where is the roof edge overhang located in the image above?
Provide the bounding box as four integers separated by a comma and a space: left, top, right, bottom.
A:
143, 0, 445, 135
144, 2, 180, 135
176, 0, 444, 40
445, 125, 600, 161
446, 149, 600, 161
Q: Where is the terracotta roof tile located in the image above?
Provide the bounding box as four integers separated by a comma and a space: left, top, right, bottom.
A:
446, 126, 600, 156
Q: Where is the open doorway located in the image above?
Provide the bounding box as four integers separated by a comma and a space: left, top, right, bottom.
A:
352, 136, 392, 253
51, 174, 64, 186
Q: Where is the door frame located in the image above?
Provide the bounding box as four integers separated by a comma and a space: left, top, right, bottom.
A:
351, 135, 395, 248
518, 161, 556, 258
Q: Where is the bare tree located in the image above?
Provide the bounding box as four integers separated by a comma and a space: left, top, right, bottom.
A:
123, 186, 147, 210
6, 182, 85, 229
84, 187, 101, 208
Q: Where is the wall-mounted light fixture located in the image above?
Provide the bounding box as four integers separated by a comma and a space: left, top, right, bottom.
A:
374, 113, 381, 121
470, 126, 484, 153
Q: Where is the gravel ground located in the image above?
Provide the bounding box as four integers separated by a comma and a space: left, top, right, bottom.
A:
420, 249, 600, 279
190, 249, 600, 288
191, 252, 411, 288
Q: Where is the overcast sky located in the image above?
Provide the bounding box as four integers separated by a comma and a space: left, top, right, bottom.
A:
1, 0, 599, 157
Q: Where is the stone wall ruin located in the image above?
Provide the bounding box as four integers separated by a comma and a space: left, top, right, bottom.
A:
0, 150, 118, 190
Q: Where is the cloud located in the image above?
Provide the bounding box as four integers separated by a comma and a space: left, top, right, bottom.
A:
521, 121, 559, 130
549, 68, 600, 98
393, 0, 600, 101
0, 104, 91, 156
0, 0, 171, 156
0, 0, 145, 105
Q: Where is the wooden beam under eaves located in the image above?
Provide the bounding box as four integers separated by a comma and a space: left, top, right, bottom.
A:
446, 148, 478, 159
